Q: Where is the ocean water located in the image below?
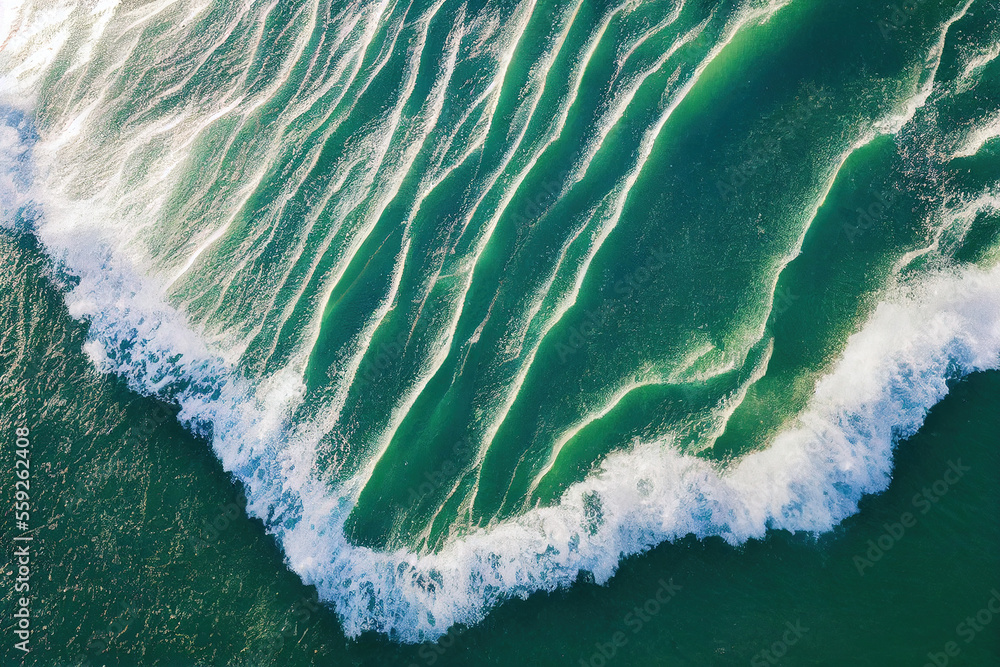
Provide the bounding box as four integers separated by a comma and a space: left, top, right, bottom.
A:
1, 0, 998, 664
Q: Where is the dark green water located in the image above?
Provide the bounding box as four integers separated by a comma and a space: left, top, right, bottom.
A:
1, 0, 999, 663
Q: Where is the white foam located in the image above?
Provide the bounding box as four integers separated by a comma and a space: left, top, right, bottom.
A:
874, 0, 972, 137
0, 112, 35, 229
953, 112, 1000, 158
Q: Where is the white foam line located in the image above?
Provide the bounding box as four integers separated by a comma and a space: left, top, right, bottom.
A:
378, 0, 600, 397
285, 2, 368, 103
116, 0, 190, 36
466, 16, 712, 475
248, 0, 451, 382
64, 0, 118, 74
441, 0, 561, 247
301, 234, 413, 487
299, 4, 471, 463
276, 1, 378, 126
613, 0, 684, 73
165, 1, 400, 293
424, 76, 503, 178
129, 2, 323, 282
29, 0, 322, 292
128, 5, 258, 115
400, 0, 629, 443
167, 8, 383, 289
525, 336, 774, 504
894, 189, 1000, 274
141, 0, 312, 128
875, 0, 973, 136
955, 31, 1000, 94
466, 3, 790, 513
193, 0, 411, 340
248, 0, 541, 378
952, 112, 1000, 158
175, 1, 414, 372
374, 0, 632, 517
523, 379, 658, 501
314, 4, 534, 487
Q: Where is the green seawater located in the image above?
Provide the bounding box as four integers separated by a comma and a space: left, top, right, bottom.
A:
1, 0, 999, 663
2, 231, 998, 665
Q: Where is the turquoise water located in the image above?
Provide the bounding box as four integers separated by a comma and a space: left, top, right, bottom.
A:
1, 0, 999, 664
